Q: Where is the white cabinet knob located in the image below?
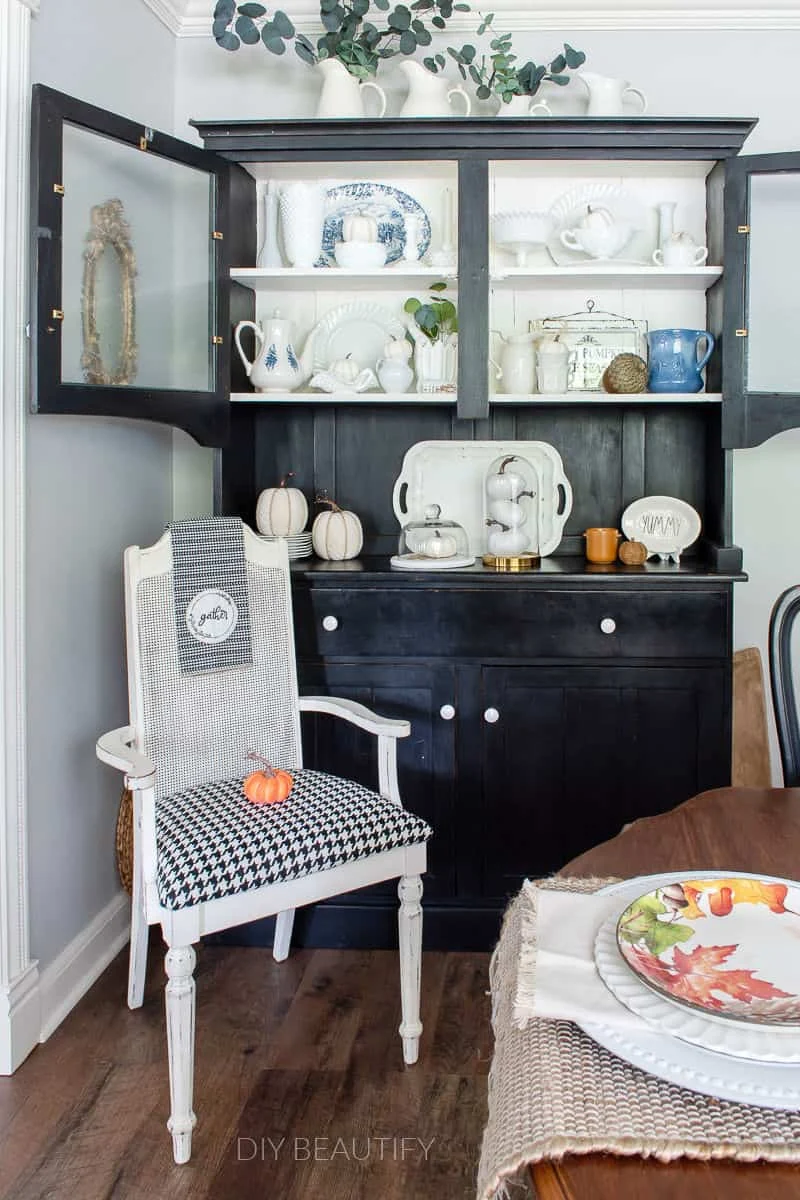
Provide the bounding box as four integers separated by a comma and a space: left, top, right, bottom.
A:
600, 617, 617, 635
483, 707, 500, 724
321, 615, 339, 632
439, 704, 456, 721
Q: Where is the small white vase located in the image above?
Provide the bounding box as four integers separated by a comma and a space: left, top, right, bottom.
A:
377, 357, 414, 394
414, 334, 458, 393
278, 181, 326, 268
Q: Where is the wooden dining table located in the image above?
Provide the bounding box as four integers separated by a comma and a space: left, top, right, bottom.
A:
531, 786, 800, 1200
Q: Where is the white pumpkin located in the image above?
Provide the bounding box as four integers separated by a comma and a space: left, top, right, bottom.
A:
329, 354, 361, 385
256, 473, 308, 536
312, 498, 364, 561
342, 212, 378, 243
383, 337, 412, 362
421, 529, 458, 558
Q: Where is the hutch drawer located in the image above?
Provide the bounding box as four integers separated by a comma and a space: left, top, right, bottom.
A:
293, 582, 729, 662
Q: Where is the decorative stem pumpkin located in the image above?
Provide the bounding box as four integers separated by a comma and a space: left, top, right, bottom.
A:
255, 471, 308, 537
243, 751, 293, 805
312, 493, 364, 562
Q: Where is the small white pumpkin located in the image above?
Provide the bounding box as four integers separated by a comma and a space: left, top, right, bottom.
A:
256, 472, 308, 536
328, 354, 361, 385
421, 529, 458, 558
383, 337, 412, 362
342, 212, 378, 243
312, 496, 364, 561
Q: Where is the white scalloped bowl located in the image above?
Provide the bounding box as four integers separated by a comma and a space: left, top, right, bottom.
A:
333, 240, 387, 270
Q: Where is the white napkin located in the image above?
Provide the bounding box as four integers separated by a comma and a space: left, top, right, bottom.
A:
514, 884, 648, 1031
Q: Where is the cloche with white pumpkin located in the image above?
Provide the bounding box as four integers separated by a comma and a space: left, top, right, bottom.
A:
484, 454, 540, 562
391, 503, 474, 571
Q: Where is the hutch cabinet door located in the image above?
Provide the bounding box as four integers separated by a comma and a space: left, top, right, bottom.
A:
31, 85, 238, 447
297, 661, 457, 898
723, 150, 800, 448
476, 664, 728, 900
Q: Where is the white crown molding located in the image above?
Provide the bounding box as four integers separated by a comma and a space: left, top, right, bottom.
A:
0, 0, 38, 1076
153, 0, 800, 35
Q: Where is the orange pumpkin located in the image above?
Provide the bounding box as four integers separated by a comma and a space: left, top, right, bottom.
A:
243, 752, 293, 805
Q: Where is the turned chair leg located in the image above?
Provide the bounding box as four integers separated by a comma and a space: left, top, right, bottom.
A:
165, 945, 197, 1164
128, 856, 149, 1009
273, 908, 295, 963
398, 875, 423, 1065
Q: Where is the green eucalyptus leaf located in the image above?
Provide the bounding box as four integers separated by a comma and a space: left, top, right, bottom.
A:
213, 0, 236, 19
272, 9, 294, 36
235, 14, 261, 43
564, 43, 586, 68
550, 53, 566, 73
432, 13, 445, 27
476, 84, 491, 99
295, 39, 317, 64
435, 52, 445, 65
215, 29, 240, 49
213, 16, 234, 38
413, 26, 431, 44
547, 73, 569, 85
469, 63, 482, 85
352, 0, 370, 12
454, 2, 471, 8
388, 4, 412, 30
412, 0, 435, 7
457, 62, 466, 79
321, 9, 341, 31
460, 43, 475, 62
423, 56, 437, 71
264, 34, 286, 52
399, 29, 417, 52
238, 2, 267, 15
320, 0, 338, 10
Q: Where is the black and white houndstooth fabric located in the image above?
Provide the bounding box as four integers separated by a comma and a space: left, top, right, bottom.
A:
137, 562, 300, 801
155, 770, 432, 910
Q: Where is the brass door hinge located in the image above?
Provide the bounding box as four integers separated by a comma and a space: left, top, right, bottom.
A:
53, 183, 65, 196
139, 127, 154, 152
735, 328, 748, 337
212, 230, 224, 241
738, 225, 750, 234
51, 308, 64, 321
212, 335, 223, 345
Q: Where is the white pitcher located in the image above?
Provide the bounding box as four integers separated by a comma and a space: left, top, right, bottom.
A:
314, 58, 387, 119
577, 72, 647, 117
495, 95, 551, 118
398, 61, 471, 118
234, 310, 316, 393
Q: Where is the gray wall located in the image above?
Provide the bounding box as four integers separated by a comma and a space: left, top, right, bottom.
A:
27, 0, 176, 971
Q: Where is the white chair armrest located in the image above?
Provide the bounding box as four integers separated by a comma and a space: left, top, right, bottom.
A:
96, 726, 156, 789
298, 696, 410, 739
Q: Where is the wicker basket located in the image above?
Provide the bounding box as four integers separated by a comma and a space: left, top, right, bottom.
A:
115, 786, 134, 896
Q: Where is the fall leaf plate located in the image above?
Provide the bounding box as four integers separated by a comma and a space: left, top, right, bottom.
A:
614, 876, 800, 1030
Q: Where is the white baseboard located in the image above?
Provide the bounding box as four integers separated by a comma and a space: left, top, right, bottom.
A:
39, 892, 131, 1043
0, 962, 41, 1075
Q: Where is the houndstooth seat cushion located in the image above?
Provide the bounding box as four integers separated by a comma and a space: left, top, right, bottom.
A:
155, 769, 432, 910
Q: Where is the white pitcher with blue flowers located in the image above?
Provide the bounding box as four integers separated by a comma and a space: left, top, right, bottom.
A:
234, 309, 316, 393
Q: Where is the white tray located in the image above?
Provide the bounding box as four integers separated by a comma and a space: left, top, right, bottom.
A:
392, 440, 572, 558
580, 873, 800, 1110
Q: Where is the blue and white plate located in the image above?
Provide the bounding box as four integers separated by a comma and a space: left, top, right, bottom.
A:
317, 182, 431, 268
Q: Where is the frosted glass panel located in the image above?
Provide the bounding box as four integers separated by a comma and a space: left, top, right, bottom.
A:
747, 174, 800, 393
61, 123, 214, 391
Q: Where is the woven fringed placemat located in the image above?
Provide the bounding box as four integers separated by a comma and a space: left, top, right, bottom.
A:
476, 876, 800, 1200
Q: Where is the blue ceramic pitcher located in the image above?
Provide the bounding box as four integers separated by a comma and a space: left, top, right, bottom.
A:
647, 328, 715, 394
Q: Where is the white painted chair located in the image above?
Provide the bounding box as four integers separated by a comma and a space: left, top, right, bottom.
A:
96, 523, 430, 1164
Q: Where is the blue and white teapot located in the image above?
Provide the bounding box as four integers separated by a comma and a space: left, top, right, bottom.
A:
234, 310, 316, 393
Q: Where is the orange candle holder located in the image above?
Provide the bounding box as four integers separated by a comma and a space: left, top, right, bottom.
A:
584, 527, 621, 564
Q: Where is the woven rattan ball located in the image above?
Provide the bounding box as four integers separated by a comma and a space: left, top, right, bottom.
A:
602, 353, 648, 394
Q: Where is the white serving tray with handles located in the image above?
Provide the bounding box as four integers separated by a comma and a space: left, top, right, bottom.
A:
392, 440, 573, 557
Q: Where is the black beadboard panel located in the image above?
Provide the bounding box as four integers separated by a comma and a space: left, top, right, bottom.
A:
643, 409, 707, 515
253, 407, 317, 504
513, 408, 624, 532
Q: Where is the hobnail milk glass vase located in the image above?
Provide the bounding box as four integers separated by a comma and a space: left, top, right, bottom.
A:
278, 182, 326, 268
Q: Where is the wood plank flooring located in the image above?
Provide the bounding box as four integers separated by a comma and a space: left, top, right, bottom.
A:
0, 943, 492, 1199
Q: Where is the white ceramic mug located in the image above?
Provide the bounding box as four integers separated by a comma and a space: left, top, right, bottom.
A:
652, 242, 709, 267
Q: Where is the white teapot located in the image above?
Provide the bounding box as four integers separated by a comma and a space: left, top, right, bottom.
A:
234, 310, 317, 393
560, 205, 634, 260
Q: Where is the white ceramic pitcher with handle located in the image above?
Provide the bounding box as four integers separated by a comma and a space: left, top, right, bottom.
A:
314, 58, 387, 119
399, 61, 471, 117
577, 72, 647, 117
234, 310, 316, 393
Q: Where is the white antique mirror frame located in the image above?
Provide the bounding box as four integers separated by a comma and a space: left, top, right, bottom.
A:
0, 0, 40, 1076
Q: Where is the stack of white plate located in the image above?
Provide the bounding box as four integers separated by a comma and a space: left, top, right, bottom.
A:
257, 532, 313, 560
584, 871, 800, 1110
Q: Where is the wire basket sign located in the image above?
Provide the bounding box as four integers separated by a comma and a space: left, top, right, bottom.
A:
532, 300, 648, 392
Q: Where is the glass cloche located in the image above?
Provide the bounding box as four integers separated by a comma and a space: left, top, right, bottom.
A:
483, 454, 541, 569
391, 504, 474, 570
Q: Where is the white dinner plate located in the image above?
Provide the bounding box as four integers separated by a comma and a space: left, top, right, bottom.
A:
595, 909, 800, 1061
578, 872, 800, 1110
309, 302, 407, 374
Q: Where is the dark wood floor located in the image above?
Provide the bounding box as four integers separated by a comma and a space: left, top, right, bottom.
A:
0, 942, 492, 1199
